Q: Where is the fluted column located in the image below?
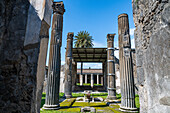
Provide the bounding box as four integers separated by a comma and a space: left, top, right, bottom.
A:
91, 74, 94, 88
106, 34, 117, 101
43, 1, 65, 110
118, 14, 137, 112
85, 74, 88, 84
64, 33, 74, 98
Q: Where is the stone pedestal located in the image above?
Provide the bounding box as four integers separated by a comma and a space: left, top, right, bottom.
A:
64, 32, 74, 98
91, 74, 94, 88
106, 34, 117, 101
85, 74, 87, 84
80, 74, 83, 86
43, 1, 65, 110
118, 13, 137, 112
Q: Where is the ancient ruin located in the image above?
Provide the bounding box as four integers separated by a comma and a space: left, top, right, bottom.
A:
0, 0, 169, 113
43, 1, 65, 110
118, 14, 137, 112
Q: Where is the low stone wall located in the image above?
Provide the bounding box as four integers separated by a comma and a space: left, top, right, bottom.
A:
132, 0, 170, 112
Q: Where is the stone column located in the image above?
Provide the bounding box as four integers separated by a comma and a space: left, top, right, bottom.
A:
80, 74, 83, 86
91, 74, 94, 88
97, 74, 99, 84
101, 76, 103, 85
85, 74, 88, 84
103, 61, 107, 90
36, 21, 50, 113
106, 34, 117, 101
64, 33, 74, 98
118, 13, 137, 112
43, 2, 65, 110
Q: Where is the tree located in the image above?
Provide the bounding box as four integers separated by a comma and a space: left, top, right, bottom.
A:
74, 31, 94, 75
74, 31, 94, 48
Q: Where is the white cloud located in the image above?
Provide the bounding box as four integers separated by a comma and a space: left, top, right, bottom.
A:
61, 61, 65, 65
131, 38, 135, 48
93, 41, 106, 48
130, 28, 135, 36
114, 51, 119, 59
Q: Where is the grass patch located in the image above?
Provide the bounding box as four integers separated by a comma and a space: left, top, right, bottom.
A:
76, 83, 102, 86
60, 98, 76, 107
72, 102, 107, 107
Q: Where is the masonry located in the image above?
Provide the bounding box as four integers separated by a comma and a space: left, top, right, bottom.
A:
0, 0, 52, 112
132, 0, 170, 112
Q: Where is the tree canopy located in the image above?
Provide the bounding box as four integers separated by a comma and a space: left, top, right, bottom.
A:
74, 31, 94, 48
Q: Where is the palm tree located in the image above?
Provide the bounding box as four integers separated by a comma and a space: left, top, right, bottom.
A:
74, 31, 94, 75
74, 31, 94, 48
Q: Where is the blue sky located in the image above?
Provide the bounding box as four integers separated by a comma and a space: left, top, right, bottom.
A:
46, 0, 135, 68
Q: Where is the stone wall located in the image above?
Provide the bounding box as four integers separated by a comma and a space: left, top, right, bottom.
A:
132, 0, 170, 112
0, 0, 52, 112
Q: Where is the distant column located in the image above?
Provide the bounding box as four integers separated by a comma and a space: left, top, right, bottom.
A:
118, 13, 137, 112
80, 74, 83, 86
103, 61, 107, 90
101, 76, 103, 85
85, 74, 88, 84
91, 74, 94, 88
43, 1, 65, 110
64, 32, 74, 98
97, 74, 99, 84
106, 34, 117, 101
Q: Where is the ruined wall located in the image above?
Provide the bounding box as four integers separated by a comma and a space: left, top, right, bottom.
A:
132, 0, 170, 112
0, 0, 52, 112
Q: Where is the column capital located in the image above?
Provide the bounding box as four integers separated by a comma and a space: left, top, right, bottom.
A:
118, 13, 128, 19
67, 32, 74, 40
52, 1, 65, 15
107, 34, 116, 41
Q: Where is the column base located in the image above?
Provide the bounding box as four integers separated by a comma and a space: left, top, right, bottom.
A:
65, 95, 72, 99
43, 104, 60, 110
105, 96, 119, 103
119, 106, 138, 112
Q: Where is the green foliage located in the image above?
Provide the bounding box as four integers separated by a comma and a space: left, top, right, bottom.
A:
76, 83, 102, 86
135, 95, 140, 108
74, 31, 94, 48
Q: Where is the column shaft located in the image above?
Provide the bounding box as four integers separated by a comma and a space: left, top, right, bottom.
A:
118, 14, 137, 111
106, 34, 117, 100
43, 2, 65, 110
80, 74, 83, 86
101, 76, 103, 85
64, 33, 74, 98
97, 74, 99, 84
91, 74, 94, 88
85, 74, 87, 84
